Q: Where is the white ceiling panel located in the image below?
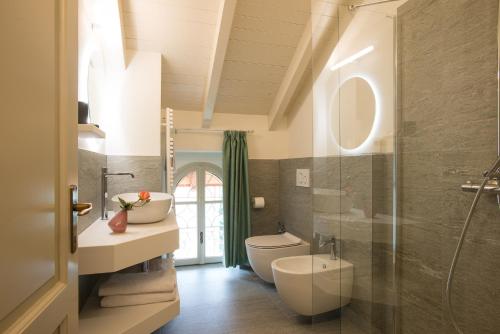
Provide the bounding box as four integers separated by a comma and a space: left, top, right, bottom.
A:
122, 0, 310, 116
214, 0, 310, 115
215, 95, 273, 115
122, 0, 221, 109
221, 61, 287, 83
218, 79, 279, 99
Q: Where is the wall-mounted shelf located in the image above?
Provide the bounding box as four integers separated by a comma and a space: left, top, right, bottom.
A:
78, 210, 179, 275
78, 124, 106, 139
79, 288, 180, 334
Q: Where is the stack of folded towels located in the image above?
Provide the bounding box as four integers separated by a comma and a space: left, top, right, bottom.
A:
98, 269, 176, 308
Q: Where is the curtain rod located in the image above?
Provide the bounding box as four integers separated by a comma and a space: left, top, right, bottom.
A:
174, 128, 254, 135
349, 0, 400, 11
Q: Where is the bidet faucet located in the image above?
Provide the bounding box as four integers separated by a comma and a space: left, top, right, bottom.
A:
319, 235, 338, 260
101, 167, 135, 219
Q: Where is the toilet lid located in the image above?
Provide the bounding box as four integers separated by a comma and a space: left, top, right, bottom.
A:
246, 232, 302, 249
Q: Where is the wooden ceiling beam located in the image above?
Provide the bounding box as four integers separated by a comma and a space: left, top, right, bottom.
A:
202, 0, 238, 128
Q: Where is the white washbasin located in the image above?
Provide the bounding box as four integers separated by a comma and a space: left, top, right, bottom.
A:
111, 192, 173, 224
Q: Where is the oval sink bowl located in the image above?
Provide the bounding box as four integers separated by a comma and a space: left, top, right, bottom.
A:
111, 192, 173, 224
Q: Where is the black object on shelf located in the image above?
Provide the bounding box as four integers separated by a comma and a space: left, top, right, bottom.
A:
78, 101, 89, 124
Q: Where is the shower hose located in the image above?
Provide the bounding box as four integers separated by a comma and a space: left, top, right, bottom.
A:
445, 174, 493, 334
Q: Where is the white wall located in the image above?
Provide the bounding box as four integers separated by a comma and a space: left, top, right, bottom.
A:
174, 111, 289, 160
103, 51, 162, 156
78, 0, 161, 157
313, 6, 396, 157
286, 76, 314, 159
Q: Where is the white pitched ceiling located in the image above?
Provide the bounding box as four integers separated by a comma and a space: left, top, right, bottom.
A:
215, 0, 310, 115
122, 0, 222, 110
122, 0, 310, 118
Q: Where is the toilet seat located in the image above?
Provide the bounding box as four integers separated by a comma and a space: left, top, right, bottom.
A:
245, 232, 310, 283
246, 232, 302, 249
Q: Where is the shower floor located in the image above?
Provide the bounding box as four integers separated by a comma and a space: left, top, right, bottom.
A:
155, 264, 366, 334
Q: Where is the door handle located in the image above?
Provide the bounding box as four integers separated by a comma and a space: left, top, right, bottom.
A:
200, 231, 204, 244
69, 185, 92, 253
73, 203, 93, 216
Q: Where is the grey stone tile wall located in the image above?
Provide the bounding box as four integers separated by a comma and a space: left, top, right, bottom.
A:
247, 158, 314, 243
279, 158, 314, 244
106, 155, 163, 210
397, 1, 500, 333
248, 160, 281, 236
78, 149, 106, 234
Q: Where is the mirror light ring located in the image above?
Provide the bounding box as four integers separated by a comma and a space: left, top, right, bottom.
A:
327, 73, 382, 155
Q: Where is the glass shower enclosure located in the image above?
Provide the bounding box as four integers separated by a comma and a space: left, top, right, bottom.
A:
308, 0, 500, 334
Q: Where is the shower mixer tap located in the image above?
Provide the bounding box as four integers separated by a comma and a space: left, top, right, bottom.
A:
461, 155, 500, 208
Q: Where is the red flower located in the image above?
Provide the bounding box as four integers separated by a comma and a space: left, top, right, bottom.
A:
139, 191, 151, 201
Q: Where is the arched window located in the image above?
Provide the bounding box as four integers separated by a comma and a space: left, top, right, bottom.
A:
173, 163, 223, 265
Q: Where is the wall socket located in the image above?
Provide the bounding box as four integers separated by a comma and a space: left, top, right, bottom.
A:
296, 169, 310, 187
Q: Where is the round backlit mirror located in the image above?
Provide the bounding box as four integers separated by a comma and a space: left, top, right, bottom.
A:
330, 76, 376, 150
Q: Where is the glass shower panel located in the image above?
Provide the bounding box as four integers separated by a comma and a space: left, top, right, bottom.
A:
311, 3, 397, 334
309, 1, 341, 332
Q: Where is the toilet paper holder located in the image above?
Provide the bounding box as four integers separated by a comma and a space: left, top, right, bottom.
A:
252, 197, 265, 209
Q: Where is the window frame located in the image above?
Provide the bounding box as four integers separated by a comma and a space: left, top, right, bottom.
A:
173, 162, 223, 266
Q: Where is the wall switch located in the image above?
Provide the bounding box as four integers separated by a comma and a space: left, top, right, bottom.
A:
296, 169, 310, 187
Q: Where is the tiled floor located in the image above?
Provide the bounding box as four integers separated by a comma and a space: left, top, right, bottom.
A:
155, 264, 366, 334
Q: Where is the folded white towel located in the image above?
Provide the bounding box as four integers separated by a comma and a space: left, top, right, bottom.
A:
99, 269, 176, 297
100, 292, 176, 308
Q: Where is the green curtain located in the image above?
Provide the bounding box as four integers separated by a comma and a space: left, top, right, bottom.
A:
223, 131, 251, 268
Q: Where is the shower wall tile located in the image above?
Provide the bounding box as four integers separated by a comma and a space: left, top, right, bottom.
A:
279, 158, 314, 244
398, 0, 500, 333
248, 160, 280, 236
78, 149, 106, 234
106, 155, 163, 209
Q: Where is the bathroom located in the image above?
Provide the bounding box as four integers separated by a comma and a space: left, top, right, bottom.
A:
1, 0, 500, 333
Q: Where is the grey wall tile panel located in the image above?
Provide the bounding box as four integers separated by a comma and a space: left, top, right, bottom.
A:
279, 158, 314, 244
248, 159, 280, 236
78, 149, 106, 234
397, 0, 500, 333
106, 155, 163, 209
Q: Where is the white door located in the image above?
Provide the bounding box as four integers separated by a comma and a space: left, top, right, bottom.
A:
174, 163, 224, 266
0, 1, 79, 333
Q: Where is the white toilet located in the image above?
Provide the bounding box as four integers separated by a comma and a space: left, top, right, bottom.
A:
245, 233, 310, 283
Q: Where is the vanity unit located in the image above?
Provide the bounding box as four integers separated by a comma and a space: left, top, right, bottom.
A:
78, 210, 179, 334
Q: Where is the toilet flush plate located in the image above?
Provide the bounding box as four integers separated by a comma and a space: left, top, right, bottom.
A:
296, 169, 310, 187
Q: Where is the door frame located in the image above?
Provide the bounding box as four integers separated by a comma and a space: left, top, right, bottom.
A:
174, 162, 223, 266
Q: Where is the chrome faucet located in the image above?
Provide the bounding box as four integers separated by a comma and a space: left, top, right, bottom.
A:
319, 235, 338, 260
101, 167, 135, 219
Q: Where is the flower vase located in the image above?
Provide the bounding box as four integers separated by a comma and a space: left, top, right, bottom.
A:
108, 210, 128, 233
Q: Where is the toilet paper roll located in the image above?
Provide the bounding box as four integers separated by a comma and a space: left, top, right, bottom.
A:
253, 197, 265, 209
